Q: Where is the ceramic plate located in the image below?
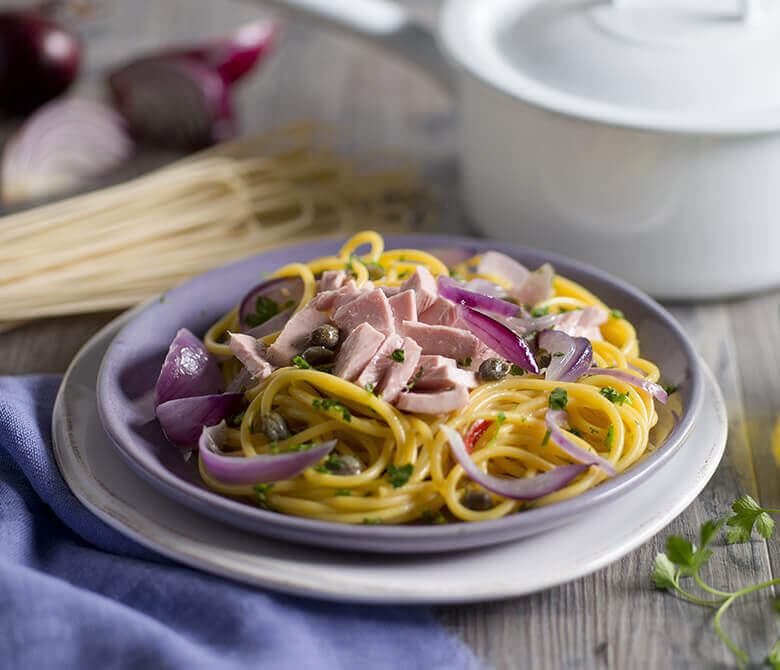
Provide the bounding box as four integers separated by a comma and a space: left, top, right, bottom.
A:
96, 234, 705, 552
54, 310, 726, 604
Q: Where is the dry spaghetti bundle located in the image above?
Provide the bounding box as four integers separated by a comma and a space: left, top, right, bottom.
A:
0, 123, 431, 328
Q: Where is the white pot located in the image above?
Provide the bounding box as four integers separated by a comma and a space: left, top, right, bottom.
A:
259, 0, 780, 299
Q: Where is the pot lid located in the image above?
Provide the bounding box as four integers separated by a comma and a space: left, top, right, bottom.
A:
439, 0, 780, 134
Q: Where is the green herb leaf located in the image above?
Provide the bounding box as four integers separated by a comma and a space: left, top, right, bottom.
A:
363, 517, 382, 525
568, 427, 583, 438
768, 639, 780, 670
652, 553, 678, 590
663, 383, 678, 395
387, 463, 413, 488
405, 365, 424, 391
230, 409, 246, 427
252, 483, 274, 509
699, 517, 727, 551
365, 382, 375, 394
600, 386, 631, 406
335, 489, 351, 496
609, 308, 624, 320
421, 510, 447, 525
530, 306, 550, 317
727, 495, 776, 543
245, 295, 280, 327
457, 357, 472, 368
312, 396, 351, 422
389, 349, 405, 363
605, 424, 615, 448
491, 410, 506, 445
549, 387, 568, 410
292, 355, 312, 369
541, 428, 551, 447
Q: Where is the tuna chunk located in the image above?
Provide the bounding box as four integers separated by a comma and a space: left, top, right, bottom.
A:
334, 322, 386, 381
414, 364, 477, 392
310, 280, 361, 312
401, 321, 480, 363
378, 285, 401, 297
265, 305, 330, 366
515, 263, 554, 307
395, 385, 470, 414
356, 333, 404, 391
477, 251, 530, 289
333, 288, 394, 334
419, 354, 457, 371
419, 296, 460, 327
400, 266, 438, 313
554, 305, 607, 342
317, 270, 348, 292
388, 290, 417, 329
377, 336, 422, 403
228, 332, 275, 381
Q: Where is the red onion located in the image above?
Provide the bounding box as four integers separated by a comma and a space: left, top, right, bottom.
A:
156, 393, 243, 447
0, 8, 80, 116
437, 275, 520, 317
155, 328, 224, 405
238, 276, 304, 332
537, 329, 593, 382
199, 421, 337, 485
502, 311, 559, 334
441, 424, 586, 500
109, 56, 234, 150
546, 409, 616, 476
1, 98, 132, 204
464, 278, 507, 299
586, 367, 668, 404
457, 304, 540, 374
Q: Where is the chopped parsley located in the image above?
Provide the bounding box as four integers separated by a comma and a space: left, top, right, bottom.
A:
448, 269, 462, 280
386, 463, 413, 488
509, 363, 525, 376
253, 483, 274, 509
552, 351, 565, 357
405, 366, 424, 391
292, 355, 312, 369
491, 410, 506, 445
315, 452, 344, 473
363, 490, 374, 497
609, 308, 624, 320
245, 295, 281, 327
159, 295, 167, 303
389, 349, 405, 363
568, 427, 583, 438
457, 357, 472, 368
600, 386, 631, 406
335, 489, 351, 496
230, 409, 246, 427
530, 305, 550, 317
541, 428, 551, 446
421, 510, 447, 525
365, 382, 375, 394
549, 387, 568, 410
363, 517, 382, 525
663, 383, 678, 395
605, 424, 615, 448
312, 397, 351, 422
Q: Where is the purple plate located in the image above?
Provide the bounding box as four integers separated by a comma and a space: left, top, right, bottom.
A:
96, 234, 704, 553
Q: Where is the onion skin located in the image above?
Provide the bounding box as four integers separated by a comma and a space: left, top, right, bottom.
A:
156, 393, 243, 447
437, 275, 520, 317
0, 9, 80, 116
154, 328, 224, 405
441, 424, 586, 500
537, 329, 593, 382
199, 421, 337, 485
546, 409, 616, 476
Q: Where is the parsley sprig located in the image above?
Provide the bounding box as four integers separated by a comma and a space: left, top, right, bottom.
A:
653, 495, 780, 668
312, 397, 352, 422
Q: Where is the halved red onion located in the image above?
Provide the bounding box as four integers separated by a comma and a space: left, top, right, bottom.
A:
199, 421, 337, 485
155, 328, 224, 405
156, 393, 243, 447
586, 367, 668, 404
457, 304, 540, 374
1, 99, 132, 204
238, 276, 304, 332
546, 409, 616, 476
441, 424, 586, 500
537, 329, 593, 382
109, 56, 234, 150
437, 275, 520, 317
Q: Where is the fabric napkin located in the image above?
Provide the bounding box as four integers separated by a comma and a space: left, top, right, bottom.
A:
0, 375, 481, 670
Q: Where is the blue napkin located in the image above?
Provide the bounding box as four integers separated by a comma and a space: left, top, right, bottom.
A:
0, 375, 480, 670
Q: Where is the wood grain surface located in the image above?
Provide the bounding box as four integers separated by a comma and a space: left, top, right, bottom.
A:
1, 1, 779, 667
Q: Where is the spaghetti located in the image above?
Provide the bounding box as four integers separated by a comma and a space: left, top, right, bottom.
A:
173, 231, 673, 524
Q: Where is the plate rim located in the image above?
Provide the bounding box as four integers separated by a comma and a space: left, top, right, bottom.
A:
53, 309, 727, 604
94, 233, 706, 552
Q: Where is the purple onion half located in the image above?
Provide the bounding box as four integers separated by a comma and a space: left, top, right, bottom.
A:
437, 275, 520, 317
546, 409, 616, 476
156, 393, 244, 447
441, 424, 586, 500
199, 421, 337, 485
537, 329, 593, 382
155, 328, 224, 405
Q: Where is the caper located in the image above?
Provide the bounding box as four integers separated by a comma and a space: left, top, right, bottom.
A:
309, 324, 340, 350
366, 263, 385, 281
461, 488, 494, 511
478, 358, 511, 381
326, 453, 363, 476
261, 412, 290, 442
302, 346, 336, 366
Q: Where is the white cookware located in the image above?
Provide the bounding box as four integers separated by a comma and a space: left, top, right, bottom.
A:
259, 0, 780, 299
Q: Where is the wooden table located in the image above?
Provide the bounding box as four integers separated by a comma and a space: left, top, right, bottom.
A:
2, 1, 779, 667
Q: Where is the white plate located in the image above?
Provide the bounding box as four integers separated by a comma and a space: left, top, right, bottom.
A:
52, 310, 727, 605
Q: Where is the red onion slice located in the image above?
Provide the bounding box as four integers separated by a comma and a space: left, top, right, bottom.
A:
1, 99, 132, 204
155, 328, 224, 405
199, 421, 337, 485
238, 276, 304, 332
464, 278, 507, 299
156, 393, 243, 447
437, 275, 520, 317
441, 424, 586, 500
538, 329, 593, 382
546, 409, 616, 476
457, 305, 540, 374
586, 367, 668, 404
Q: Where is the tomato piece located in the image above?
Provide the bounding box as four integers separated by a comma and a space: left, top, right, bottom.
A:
463, 419, 492, 454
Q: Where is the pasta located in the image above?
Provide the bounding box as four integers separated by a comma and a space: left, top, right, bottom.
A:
162, 231, 675, 525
